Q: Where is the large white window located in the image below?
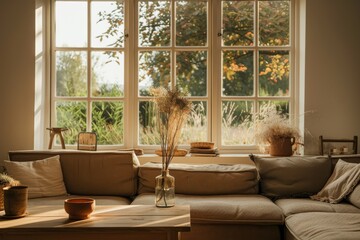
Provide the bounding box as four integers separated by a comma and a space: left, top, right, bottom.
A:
50, 0, 295, 152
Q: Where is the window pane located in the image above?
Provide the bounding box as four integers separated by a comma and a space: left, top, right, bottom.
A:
91, 1, 125, 48
179, 101, 208, 144
176, 0, 207, 46
259, 100, 290, 116
222, 101, 254, 145
222, 1, 254, 46
139, 100, 207, 145
139, 51, 171, 96
176, 51, 207, 97
55, 1, 87, 47
259, 50, 290, 96
139, 101, 159, 145
222, 50, 254, 96
56, 51, 87, 97
91, 51, 124, 97
138, 0, 171, 47
259, 1, 290, 46
55, 101, 87, 145
92, 101, 124, 144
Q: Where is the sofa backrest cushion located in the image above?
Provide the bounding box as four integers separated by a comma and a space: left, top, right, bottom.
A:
8, 150, 140, 197
251, 155, 332, 198
348, 183, 360, 209
138, 162, 259, 195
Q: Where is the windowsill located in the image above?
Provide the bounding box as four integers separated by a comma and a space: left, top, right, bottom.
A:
137, 153, 267, 165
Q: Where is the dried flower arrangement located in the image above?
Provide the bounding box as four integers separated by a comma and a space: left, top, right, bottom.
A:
151, 87, 191, 207
151, 87, 192, 170
254, 103, 302, 155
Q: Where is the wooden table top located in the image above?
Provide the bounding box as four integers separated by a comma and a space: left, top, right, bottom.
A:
0, 205, 191, 234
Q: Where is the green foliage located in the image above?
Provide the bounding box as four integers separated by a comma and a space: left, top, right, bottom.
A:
56, 52, 87, 97
56, 102, 87, 144
92, 102, 124, 144
222, 1, 254, 46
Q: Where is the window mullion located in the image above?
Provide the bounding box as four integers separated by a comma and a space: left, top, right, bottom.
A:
211, 0, 221, 147
254, 0, 259, 114
87, 0, 92, 132
171, 0, 176, 90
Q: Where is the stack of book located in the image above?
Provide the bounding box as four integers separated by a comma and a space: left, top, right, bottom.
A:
189, 142, 219, 157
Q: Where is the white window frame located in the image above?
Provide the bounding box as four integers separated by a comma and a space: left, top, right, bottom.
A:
47, 0, 297, 154
133, 0, 212, 151
213, 0, 296, 153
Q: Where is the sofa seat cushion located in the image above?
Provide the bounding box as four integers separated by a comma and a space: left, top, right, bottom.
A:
275, 198, 360, 217
28, 195, 131, 207
138, 162, 258, 195
132, 193, 284, 224
285, 212, 360, 240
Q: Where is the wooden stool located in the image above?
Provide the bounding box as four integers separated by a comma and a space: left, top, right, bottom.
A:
47, 127, 67, 149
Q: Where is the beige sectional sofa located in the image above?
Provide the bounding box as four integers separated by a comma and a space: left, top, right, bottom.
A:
3, 150, 360, 240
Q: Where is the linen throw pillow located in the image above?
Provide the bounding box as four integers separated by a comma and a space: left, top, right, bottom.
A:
311, 160, 360, 203
4, 155, 67, 198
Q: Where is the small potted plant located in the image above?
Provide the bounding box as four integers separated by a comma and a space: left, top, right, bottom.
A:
254, 103, 302, 156
0, 172, 20, 211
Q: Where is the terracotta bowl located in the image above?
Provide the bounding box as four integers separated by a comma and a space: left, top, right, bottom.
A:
64, 198, 95, 220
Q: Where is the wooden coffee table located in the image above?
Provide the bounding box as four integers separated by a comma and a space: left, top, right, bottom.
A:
0, 205, 190, 240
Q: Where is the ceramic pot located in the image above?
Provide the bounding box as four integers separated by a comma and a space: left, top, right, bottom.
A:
3, 185, 28, 217
269, 137, 295, 156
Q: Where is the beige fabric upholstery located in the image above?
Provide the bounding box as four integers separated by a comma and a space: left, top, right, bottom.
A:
348, 183, 360, 208
138, 162, 258, 195
311, 160, 360, 203
182, 224, 281, 240
132, 193, 284, 224
252, 155, 331, 198
275, 198, 360, 217
8, 150, 140, 197
285, 212, 360, 240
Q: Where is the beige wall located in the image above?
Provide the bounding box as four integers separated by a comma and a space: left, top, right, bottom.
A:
0, 0, 359, 159
0, 0, 35, 160
304, 0, 360, 154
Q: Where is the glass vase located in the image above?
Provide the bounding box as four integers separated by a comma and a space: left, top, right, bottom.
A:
155, 169, 175, 208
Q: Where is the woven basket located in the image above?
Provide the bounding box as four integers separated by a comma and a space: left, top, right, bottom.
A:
190, 142, 215, 149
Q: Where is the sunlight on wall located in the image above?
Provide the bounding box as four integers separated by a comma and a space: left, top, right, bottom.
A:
34, 0, 46, 149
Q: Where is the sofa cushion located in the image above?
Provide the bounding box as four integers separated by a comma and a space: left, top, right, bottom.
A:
138, 162, 258, 195
348, 183, 360, 208
8, 150, 140, 197
4, 156, 67, 199
311, 160, 360, 203
285, 212, 360, 240
132, 193, 284, 225
275, 198, 360, 217
251, 155, 331, 198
